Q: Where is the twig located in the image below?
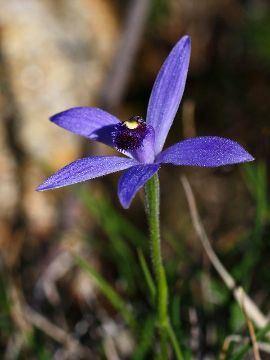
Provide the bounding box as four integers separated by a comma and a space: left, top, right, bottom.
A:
257, 342, 270, 353
101, 0, 151, 109
6, 272, 92, 359
240, 288, 262, 360
220, 335, 270, 360
232, 323, 270, 360
35, 250, 74, 305
23, 304, 93, 358
103, 336, 121, 360
180, 175, 268, 329
4, 332, 24, 360
220, 335, 244, 360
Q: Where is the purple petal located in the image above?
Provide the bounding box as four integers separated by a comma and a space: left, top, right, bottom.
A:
118, 164, 160, 208
36, 156, 138, 191
157, 137, 254, 167
50, 107, 120, 147
146, 36, 191, 154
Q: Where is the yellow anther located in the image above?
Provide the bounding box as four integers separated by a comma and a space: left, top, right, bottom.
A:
123, 120, 140, 130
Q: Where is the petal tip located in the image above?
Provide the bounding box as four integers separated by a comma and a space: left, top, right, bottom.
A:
49, 107, 83, 123
49, 109, 69, 124
245, 153, 255, 162
36, 181, 53, 192
36, 177, 63, 192
49, 114, 57, 123
120, 199, 130, 209
36, 184, 46, 192
178, 35, 191, 53
49, 113, 62, 125
182, 35, 191, 46
239, 147, 255, 163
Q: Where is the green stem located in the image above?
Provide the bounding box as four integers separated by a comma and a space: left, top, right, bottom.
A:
144, 174, 184, 360
145, 174, 168, 358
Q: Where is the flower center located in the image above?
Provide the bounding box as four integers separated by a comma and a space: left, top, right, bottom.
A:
113, 116, 149, 151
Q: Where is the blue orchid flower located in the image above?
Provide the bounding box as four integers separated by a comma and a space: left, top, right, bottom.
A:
37, 36, 254, 208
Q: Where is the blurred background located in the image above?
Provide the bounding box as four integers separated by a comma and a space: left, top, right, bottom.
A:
0, 0, 270, 359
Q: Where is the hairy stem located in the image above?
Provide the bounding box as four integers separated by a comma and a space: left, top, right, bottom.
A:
145, 174, 168, 357
145, 174, 184, 359
145, 174, 181, 359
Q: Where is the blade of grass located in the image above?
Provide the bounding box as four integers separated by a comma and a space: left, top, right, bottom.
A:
167, 322, 184, 360
132, 316, 156, 360
137, 248, 156, 304
171, 294, 181, 334
78, 188, 141, 291
242, 162, 269, 228
78, 187, 147, 247
240, 162, 269, 287
75, 255, 137, 331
